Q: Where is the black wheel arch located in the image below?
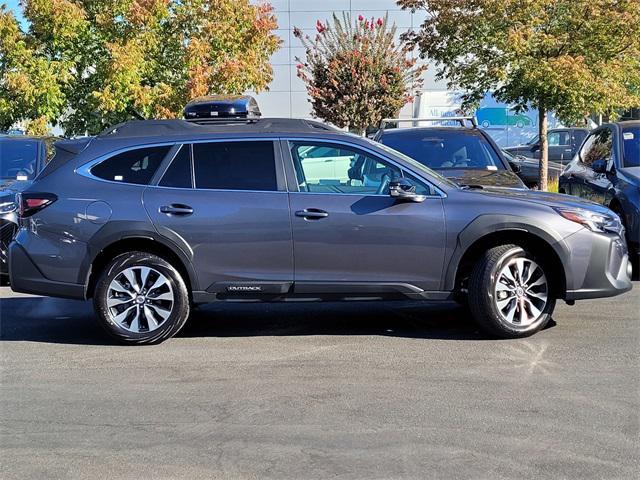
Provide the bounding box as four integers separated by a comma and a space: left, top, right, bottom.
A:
445, 215, 571, 298
80, 222, 198, 299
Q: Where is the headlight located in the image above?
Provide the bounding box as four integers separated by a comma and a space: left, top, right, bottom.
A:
0, 201, 17, 214
554, 207, 624, 235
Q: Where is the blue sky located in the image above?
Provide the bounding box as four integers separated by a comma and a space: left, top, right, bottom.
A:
4, 0, 26, 28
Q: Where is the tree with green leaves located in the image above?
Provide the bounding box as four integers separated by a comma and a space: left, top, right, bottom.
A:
0, 0, 280, 136
398, 0, 640, 190
294, 13, 425, 135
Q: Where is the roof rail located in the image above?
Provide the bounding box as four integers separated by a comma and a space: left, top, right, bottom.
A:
379, 116, 477, 132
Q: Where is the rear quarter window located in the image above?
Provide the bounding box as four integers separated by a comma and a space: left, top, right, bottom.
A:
91, 145, 171, 185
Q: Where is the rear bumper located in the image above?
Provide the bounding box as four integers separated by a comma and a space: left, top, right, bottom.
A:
564, 232, 633, 300
9, 242, 85, 299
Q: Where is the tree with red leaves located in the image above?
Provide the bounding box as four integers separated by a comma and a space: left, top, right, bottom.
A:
294, 13, 425, 135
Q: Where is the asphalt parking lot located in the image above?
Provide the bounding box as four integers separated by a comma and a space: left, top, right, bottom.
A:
1, 285, 638, 479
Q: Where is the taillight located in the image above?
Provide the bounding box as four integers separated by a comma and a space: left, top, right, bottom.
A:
18, 193, 58, 218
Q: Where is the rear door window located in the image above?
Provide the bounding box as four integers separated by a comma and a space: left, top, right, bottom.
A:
159, 145, 192, 188
192, 141, 277, 191
92, 145, 171, 184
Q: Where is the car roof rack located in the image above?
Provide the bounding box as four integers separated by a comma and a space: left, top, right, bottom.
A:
97, 118, 339, 138
379, 116, 477, 133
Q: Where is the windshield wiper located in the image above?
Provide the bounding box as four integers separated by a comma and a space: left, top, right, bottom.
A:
459, 184, 485, 190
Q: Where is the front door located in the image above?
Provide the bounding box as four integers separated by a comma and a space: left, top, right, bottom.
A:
143, 140, 293, 295
565, 128, 615, 205
284, 140, 446, 294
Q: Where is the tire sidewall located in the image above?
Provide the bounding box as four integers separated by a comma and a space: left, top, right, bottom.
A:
94, 252, 190, 344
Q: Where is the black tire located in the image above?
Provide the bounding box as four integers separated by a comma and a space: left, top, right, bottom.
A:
468, 244, 555, 338
93, 251, 190, 345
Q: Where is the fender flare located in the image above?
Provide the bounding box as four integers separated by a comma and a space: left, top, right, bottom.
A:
443, 214, 574, 291
78, 221, 199, 296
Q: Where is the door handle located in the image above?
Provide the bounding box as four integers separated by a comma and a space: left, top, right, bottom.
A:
295, 208, 329, 220
160, 204, 194, 216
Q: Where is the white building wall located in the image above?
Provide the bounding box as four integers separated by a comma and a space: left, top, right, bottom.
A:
249, 0, 453, 119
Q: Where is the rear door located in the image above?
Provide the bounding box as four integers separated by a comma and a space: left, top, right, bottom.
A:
143, 139, 294, 295
283, 139, 446, 294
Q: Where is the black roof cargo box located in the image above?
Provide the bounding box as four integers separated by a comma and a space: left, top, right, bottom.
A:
183, 95, 261, 123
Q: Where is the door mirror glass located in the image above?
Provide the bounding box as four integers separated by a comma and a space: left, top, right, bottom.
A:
389, 177, 426, 203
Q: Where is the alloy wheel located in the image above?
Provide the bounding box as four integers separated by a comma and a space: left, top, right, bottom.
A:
494, 257, 548, 327
106, 266, 174, 333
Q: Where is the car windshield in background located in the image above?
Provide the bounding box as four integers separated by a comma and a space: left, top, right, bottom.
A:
622, 126, 640, 167
379, 129, 505, 171
0, 139, 39, 179
371, 140, 458, 188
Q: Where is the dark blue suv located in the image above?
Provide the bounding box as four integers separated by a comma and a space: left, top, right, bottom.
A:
560, 121, 640, 276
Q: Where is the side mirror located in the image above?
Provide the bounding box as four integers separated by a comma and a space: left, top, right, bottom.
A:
389, 177, 426, 203
592, 159, 609, 174
530, 144, 539, 152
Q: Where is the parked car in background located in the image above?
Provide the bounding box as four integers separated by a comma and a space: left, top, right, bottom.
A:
502, 149, 563, 188
374, 118, 527, 189
0, 136, 56, 277
504, 127, 590, 165
8, 114, 632, 344
559, 121, 640, 276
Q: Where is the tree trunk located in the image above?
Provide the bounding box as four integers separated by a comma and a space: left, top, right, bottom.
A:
538, 106, 548, 191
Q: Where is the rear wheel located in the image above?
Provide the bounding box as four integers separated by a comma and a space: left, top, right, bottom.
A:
94, 252, 190, 344
468, 244, 555, 338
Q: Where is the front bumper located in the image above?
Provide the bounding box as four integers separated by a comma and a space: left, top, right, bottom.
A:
564, 230, 633, 300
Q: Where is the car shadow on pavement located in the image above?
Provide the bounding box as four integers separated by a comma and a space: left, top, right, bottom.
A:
0, 296, 556, 345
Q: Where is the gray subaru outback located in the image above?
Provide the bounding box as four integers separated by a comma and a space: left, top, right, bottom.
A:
9, 118, 632, 344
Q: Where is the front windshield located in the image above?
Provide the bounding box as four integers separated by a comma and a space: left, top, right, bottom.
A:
379, 129, 505, 172
0, 139, 39, 179
622, 125, 640, 168
372, 140, 458, 188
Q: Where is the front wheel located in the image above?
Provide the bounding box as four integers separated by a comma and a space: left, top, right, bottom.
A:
468, 244, 555, 338
94, 252, 190, 344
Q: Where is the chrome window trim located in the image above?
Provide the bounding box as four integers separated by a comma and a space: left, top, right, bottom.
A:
76, 141, 178, 186
76, 137, 285, 192
284, 137, 448, 198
